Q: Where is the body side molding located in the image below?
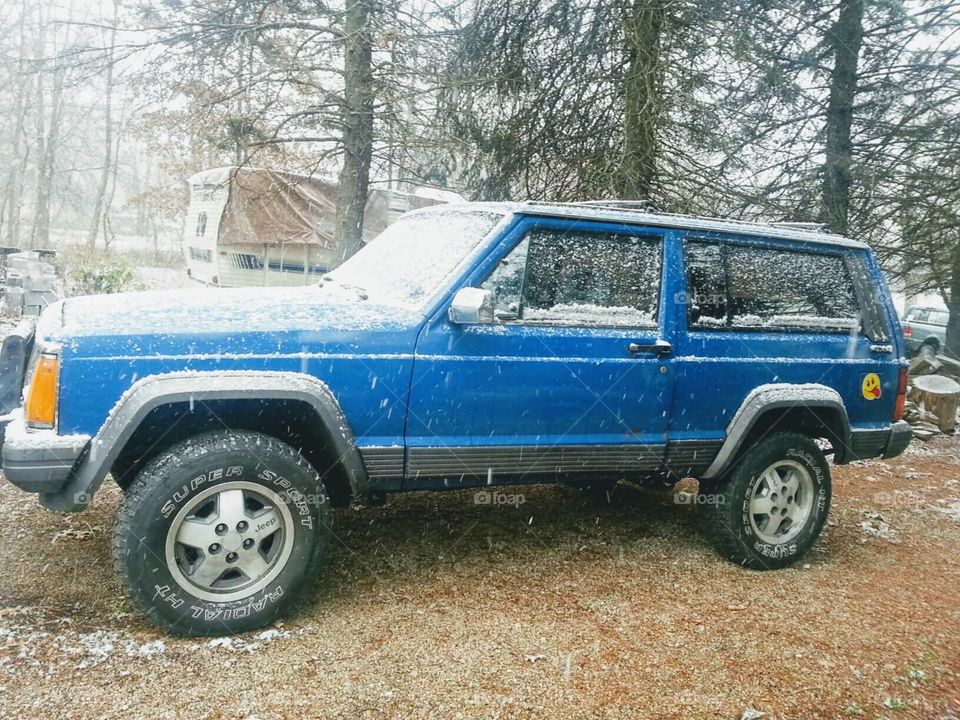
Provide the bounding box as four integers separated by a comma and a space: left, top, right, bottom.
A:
41, 371, 368, 511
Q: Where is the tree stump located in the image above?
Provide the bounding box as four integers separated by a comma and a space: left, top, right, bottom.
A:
909, 375, 960, 433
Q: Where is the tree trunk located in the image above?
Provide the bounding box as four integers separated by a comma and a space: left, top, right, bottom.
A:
152, 219, 160, 263
2, 89, 28, 248
945, 240, 960, 360
3, 0, 29, 247
101, 123, 123, 253
87, 0, 117, 250
335, 0, 375, 262
819, 0, 864, 235
618, 0, 664, 201
135, 158, 151, 236
31, 66, 64, 250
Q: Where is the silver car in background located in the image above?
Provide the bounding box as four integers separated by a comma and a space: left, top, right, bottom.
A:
902, 306, 948, 356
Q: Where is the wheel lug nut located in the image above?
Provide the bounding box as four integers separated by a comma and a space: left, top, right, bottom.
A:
226, 551, 238, 563
237, 521, 249, 532
215, 523, 228, 535
208, 543, 221, 554
243, 538, 255, 549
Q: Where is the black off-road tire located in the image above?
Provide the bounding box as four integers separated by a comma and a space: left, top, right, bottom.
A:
113, 430, 331, 636
697, 432, 831, 570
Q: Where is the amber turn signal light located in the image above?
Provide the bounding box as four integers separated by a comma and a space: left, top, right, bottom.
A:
25, 353, 59, 429
893, 367, 908, 422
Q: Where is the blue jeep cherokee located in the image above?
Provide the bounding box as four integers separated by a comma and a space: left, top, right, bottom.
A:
0, 202, 912, 635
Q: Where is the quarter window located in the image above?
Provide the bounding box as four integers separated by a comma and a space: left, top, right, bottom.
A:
684, 239, 860, 333
481, 227, 662, 327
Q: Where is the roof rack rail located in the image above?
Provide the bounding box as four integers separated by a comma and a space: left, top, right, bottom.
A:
769, 221, 830, 233
573, 199, 662, 212
522, 199, 664, 213
515, 201, 854, 244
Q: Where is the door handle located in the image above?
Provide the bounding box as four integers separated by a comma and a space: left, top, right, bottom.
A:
869, 343, 894, 354
628, 340, 672, 357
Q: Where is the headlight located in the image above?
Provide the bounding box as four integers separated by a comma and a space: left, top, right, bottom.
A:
25, 353, 59, 429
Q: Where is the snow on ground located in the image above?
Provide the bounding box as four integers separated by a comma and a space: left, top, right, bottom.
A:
132, 265, 195, 292
0, 615, 294, 675
0, 437, 958, 718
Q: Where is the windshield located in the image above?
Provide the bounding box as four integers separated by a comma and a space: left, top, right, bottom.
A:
329, 208, 504, 307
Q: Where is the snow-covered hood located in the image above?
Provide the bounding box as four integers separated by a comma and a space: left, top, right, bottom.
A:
45, 285, 424, 357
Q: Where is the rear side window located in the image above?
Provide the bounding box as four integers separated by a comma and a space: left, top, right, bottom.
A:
481, 227, 662, 327
685, 239, 860, 333
726, 245, 859, 330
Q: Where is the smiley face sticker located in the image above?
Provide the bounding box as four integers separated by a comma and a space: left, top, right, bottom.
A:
862, 373, 882, 400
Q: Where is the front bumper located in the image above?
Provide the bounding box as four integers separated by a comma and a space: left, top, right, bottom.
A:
1, 411, 90, 494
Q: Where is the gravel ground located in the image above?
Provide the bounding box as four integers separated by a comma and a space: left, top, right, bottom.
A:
0, 438, 958, 719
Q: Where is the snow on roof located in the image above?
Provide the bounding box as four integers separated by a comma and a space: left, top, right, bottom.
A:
410, 201, 866, 249
524, 202, 867, 248
187, 166, 235, 187
413, 187, 465, 203
187, 166, 341, 188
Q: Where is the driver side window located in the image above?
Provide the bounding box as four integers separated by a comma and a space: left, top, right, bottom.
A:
480, 227, 661, 327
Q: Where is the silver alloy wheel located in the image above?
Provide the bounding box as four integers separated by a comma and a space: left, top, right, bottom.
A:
748, 459, 815, 544
164, 481, 295, 603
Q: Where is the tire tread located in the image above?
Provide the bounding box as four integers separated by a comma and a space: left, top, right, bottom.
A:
112, 430, 330, 635
697, 432, 830, 570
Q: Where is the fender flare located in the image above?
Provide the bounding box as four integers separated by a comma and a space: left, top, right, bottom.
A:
41, 371, 368, 511
700, 383, 850, 480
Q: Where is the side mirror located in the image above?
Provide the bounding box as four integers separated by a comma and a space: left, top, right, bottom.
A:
448, 287, 494, 325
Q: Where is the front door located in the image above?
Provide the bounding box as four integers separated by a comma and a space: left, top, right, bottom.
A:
405, 217, 674, 488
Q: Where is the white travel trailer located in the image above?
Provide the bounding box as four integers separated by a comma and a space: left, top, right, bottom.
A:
183, 167, 456, 287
